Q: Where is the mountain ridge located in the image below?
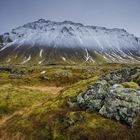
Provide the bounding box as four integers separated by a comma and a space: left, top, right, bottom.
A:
0, 19, 140, 65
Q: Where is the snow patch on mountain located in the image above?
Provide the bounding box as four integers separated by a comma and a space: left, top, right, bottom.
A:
21, 55, 31, 64
39, 49, 43, 58
62, 57, 66, 61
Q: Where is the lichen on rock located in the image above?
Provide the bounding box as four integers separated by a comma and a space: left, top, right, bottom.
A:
76, 67, 140, 126
99, 84, 140, 125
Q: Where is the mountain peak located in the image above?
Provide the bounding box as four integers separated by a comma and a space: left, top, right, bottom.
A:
62, 20, 83, 26
0, 19, 140, 65
36, 18, 51, 23
37, 18, 47, 22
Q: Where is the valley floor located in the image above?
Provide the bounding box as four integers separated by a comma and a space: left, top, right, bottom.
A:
0, 63, 140, 140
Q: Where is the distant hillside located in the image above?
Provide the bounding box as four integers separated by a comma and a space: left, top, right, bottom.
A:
0, 19, 140, 65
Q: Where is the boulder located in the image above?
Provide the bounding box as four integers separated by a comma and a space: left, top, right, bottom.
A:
77, 80, 109, 111
99, 84, 140, 125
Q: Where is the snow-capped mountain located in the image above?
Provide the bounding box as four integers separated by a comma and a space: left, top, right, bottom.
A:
0, 19, 140, 65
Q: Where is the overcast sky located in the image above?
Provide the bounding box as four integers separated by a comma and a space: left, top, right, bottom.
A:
0, 0, 140, 36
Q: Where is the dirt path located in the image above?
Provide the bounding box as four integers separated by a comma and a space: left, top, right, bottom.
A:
23, 86, 64, 94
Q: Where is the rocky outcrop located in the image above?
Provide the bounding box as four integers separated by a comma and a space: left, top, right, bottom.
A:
76, 67, 140, 125
99, 84, 140, 125
0, 66, 34, 74
77, 80, 109, 111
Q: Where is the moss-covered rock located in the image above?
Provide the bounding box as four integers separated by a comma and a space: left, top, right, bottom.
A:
99, 84, 140, 125
77, 68, 140, 126
122, 82, 140, 89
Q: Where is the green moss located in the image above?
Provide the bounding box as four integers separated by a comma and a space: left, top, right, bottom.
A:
60, 76, 99, 99
122, 82, 140, 89
0, 84, 53, 118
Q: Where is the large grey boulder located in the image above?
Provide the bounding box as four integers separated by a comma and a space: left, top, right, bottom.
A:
99, 84, 140, 125
77, 80, 109, 111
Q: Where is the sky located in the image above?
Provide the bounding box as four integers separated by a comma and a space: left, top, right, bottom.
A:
0, 0, 140, 36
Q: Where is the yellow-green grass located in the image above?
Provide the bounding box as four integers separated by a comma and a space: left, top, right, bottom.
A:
0, 63, 131, 87
1, 74, 140, 140
0, 84, 54, 119
1, 64, 140, 140
122, 82, 140, 89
